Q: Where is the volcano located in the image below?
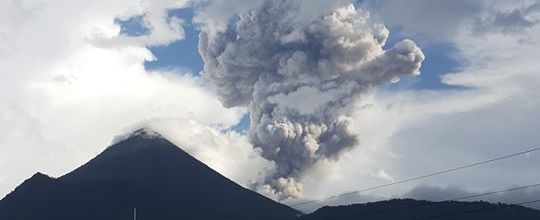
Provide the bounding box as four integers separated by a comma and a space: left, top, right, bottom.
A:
0, 129, 299, 220
2, 129, 540, 220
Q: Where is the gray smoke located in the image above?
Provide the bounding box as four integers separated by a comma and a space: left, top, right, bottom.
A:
199, 0, 425, 200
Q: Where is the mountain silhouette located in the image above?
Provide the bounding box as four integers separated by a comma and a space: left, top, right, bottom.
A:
0, 129, 299, 220
2, 129, 540, 220
300, 198, 540, 220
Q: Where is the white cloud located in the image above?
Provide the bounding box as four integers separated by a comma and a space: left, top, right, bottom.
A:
295, 0, 540, 210
366, 0, 540, 44
2, 0, 540, 211
127, 117, 275, 186
0, 0, 249, 199
406, 184, 540, 210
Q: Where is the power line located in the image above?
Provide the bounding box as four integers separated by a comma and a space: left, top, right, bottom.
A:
290, 146, 540, 208
448, 183, 540, 202
301, 85, 540, 208
408, 199, 540, 220
223, 86, 540, 219
227, 183, 540, 220
331, 183, 540, 219
223, 146, 540, 219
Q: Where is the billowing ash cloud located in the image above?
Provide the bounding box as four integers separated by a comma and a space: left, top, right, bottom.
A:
199, 0, 424, 200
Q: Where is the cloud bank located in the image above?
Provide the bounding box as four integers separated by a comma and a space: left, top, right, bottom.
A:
0, 0, 251, 199
406, 184, 540, 210
292, 0, 540, 211
2, 0, 539, 211
198, 0, 424, 200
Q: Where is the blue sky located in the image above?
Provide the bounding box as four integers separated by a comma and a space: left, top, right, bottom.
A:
118, 7, 464, 90
2, 0, 540, 209
116, 8, 464, 133
144, 8, 204, 73
128, 1, 539, 206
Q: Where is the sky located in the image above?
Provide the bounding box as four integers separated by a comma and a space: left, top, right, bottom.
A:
1, 0, 540, 212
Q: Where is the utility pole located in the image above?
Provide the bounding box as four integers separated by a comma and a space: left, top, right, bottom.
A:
134, 207, 137, 220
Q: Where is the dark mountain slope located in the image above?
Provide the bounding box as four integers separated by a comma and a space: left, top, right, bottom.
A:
0, 129, 299, 220
0, 173, 62, 219
2, 129, 540, 220
300, 198, 540, 220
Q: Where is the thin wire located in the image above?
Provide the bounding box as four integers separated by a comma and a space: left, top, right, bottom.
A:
224, 84, 540, 220
448, 183, 540, 202
408, 199, 540, 220
298, 85, 540, 208
333, 183, 540, 219
290, 146, 540, 208
223, 146, 540, 219
286, 86, 540, 217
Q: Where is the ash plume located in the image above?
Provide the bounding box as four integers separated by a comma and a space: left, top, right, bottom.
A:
199, 0, 424, 200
